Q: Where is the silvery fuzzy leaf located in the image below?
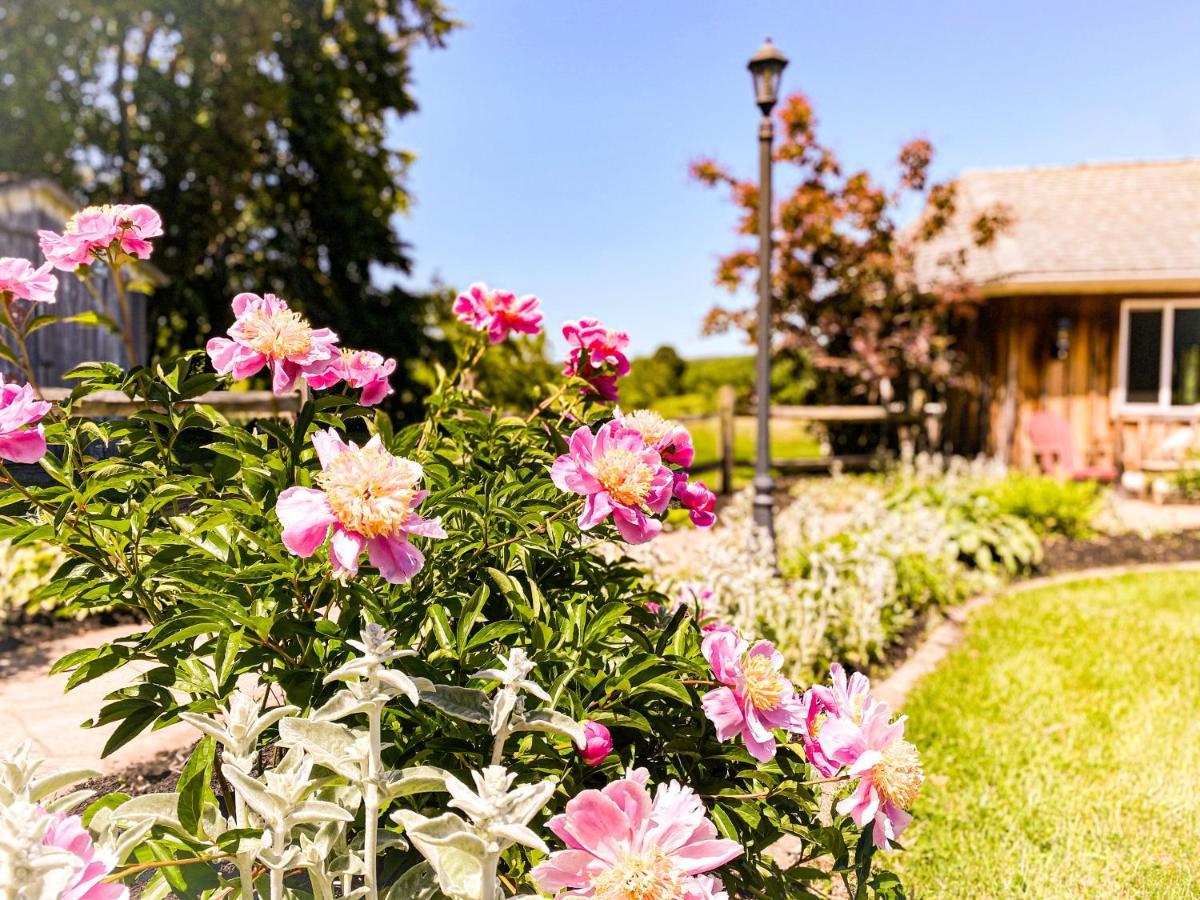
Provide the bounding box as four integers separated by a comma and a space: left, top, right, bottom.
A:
198, 802, 240, 844
490, 689, 518, 735
40, 788, 94, 814
257, 844, 304, 871
28, 768, 101, 802
374, 831, 410, 854
442, 772, 492, 824
176, 713, 239, 753
112, 819, 155, 865
489, 821, 548, 854
249, 705, 301, 742
222, 764, 284, 825
289, 799, 355, 826
277, 717, 367, 781
392, 811, 488, 900
89, 806, 114, 835
323, 658, 374, 685
418, 685, 493, 726
502, 779, 557, 829
377, 669, 422, 705
382, 861, 450, 900
514, 680, 552, 703
312, 688, 376, 722
112, 792, 183, 827
297, 820, 344, 860
382, 766, 450, 801
510, 709, 587, 749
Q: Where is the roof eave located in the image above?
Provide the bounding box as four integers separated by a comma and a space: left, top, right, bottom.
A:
979, 275, 1200, 298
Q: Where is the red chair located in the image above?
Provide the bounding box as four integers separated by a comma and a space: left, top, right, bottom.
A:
1027, 411, 1118, 482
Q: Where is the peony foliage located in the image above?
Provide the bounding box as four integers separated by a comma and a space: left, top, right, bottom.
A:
0, 212, 917, 898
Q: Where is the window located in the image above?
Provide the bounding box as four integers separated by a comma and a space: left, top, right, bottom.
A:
1119, 299, 1200, 413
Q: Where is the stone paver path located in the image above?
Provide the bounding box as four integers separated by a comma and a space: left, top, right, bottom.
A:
0, 623, 197, 773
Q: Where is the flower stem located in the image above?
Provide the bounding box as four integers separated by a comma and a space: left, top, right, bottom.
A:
233, 794, 254, 900
363, 695, 383, 899
0, 298, 41, 393
269, 825, 285, 900
105, 255, 139, 368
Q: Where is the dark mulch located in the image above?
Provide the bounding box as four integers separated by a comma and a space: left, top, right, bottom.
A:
1039, 529, 1200, 574
73, 745, 193, 810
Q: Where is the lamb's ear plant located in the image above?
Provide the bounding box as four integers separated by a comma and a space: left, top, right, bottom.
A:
0, 207, 921, 899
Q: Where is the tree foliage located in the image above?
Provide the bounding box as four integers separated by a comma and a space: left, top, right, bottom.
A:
692, 93, 1009, 405
0, 0, 455, 410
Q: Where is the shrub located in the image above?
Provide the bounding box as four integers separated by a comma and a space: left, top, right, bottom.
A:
0, 232, 918, 898
977, 471, 1102, 539
0, 539, 68, 626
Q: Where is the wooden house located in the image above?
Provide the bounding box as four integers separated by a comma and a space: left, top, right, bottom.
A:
918, 160, 1200, 475
0, 175, 158, 386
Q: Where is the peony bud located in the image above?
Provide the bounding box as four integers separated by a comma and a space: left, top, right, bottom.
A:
579, 721, 613, 767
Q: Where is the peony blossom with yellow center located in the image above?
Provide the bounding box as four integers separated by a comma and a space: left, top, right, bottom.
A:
872, 739, 923, 810
591, 847, 685, 900
239, 306, 316, 359
318, 444, 423, 539
620, 409, 675, 447
742, 652, 786, 711
594, 448, 656, 507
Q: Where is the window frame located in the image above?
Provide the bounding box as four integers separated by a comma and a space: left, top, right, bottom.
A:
1117, 298, 1200, 417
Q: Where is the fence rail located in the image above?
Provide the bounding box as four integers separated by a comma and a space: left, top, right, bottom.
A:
39, 387, 301, 420
678, 387, 944, 494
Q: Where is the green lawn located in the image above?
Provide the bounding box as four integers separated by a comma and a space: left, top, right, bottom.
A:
897, 571, 1200, 898
681, 414, 820, 466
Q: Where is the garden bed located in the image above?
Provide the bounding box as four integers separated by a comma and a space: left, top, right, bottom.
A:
1040, 528, 1200, 573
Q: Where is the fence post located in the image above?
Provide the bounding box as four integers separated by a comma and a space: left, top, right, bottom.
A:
717, 384, 736, 495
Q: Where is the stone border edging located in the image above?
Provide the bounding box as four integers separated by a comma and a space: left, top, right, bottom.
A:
871, 560, 1200, 712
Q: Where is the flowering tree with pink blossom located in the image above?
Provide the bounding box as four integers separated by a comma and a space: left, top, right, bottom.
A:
0, 209, 920, 898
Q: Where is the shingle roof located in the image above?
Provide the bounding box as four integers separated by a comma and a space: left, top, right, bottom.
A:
914, 159, 1200, 294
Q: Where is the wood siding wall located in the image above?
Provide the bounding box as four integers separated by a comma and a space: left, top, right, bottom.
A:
0, 205, 147, 387
948, 293, 1200, 472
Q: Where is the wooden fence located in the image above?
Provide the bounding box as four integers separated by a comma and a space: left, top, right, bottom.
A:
679, 385, 945, 494
38, 387, 301, 420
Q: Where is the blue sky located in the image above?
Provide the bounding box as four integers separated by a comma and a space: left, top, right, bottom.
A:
387, 0, 1200, 359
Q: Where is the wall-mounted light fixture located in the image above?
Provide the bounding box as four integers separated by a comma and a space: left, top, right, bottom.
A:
1054, 316, 1072, 361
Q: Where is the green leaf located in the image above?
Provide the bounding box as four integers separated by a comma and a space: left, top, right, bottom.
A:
176, 736, 216, 836
64, 310, 123, 334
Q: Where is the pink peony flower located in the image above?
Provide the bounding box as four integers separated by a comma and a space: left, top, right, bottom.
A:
304, 348, 396, 406
561, 319, 631, 402
551, 421, 674, 544
42, 812, 129, 900
453, 282, 543, 344
818, 697, 923, 850
798, 663, 872, 777
38, 204, 162, 270
700, 630, 805, 763
206, 293, 339, 394
579, 721, 613, 767
530, 767, 742, 900
0, 378, 51, 464
275, 429, 446, 583
615, 409, 695, 467
0, 257, 58, 305
672, 473, 717, 528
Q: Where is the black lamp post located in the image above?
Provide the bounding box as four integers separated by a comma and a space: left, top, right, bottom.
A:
747, 39, 787, 536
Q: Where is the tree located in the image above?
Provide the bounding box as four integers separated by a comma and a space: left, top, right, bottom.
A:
0, 0, 456, 413
621, 344, 687, 409
692, 93, 1008, 406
